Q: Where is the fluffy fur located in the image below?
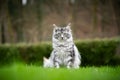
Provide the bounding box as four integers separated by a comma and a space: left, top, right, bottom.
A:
43, 23, 81, 68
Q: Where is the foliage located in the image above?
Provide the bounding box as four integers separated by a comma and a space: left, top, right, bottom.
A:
1, 0, 120, 43
75, 38, 120, 66
0, 38, 120, 66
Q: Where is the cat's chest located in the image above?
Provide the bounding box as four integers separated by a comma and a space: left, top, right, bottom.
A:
56, 49, 67, 55
55, 50, 70, 62
54, 47, 71, 57
55, 46, 70, 53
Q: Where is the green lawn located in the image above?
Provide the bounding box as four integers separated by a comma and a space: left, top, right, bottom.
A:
0, 63, 120, 80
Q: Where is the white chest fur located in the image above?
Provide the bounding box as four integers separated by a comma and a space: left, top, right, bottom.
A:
53, 46, 73, 65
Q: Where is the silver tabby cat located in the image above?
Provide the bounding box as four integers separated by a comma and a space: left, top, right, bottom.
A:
43, 23, 81, 68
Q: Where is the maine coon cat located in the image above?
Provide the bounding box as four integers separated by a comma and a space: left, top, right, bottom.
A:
43, 23, 81, 68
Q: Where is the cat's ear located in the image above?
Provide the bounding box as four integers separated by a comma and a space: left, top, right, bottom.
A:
53, 24, 58, 28
66, 23, 71, 29
66, 23, 72, 32
53, 24, 58, 32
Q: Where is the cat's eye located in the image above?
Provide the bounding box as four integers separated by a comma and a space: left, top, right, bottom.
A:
57, 33, 61, 36
54, 34, 58, 39
54, 33, 61, 39
55, 29, 57, 32
64, 33, 70, 38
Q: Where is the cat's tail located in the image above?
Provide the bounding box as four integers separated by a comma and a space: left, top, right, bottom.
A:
43, 56, 48, 61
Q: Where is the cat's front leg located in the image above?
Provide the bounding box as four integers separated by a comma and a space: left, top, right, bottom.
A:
55, 62, 60, 68
65, 56, 73, 69
67, 61, 72, 69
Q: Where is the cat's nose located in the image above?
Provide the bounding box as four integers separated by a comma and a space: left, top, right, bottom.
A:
61, 37, 63, 40
61, 35, 64, 39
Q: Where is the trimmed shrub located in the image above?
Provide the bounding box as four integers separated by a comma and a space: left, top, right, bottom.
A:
0, 38, 120, 66
76, 38, 120, 66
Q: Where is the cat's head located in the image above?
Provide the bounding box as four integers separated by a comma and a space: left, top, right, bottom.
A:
52, 23, 73, 42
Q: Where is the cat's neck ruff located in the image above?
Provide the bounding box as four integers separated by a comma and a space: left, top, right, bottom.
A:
53, 40, 74, 51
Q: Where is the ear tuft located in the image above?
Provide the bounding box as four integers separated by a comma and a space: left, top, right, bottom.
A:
66, 23, 71, 29
53, 24, 57, 27
67, 23, 71, 26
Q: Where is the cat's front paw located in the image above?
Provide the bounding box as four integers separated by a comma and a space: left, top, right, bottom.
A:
56, 66, 60, 68
73, 66, 79, 69
55, 63, 60, 68
67, 65, 71, 69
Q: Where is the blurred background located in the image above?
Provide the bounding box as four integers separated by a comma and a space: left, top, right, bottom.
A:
0, 0, 120, 43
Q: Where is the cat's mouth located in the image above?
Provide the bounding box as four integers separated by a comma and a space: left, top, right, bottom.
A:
59, 39, 65, 42
58, 45, 67, 47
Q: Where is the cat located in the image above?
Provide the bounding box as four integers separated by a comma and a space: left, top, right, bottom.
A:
43, 23, 81, 68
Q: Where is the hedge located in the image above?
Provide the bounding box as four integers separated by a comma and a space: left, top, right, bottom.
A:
0, 38, 120, 66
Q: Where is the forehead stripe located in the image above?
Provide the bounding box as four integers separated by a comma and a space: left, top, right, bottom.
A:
61, 28, 63, 33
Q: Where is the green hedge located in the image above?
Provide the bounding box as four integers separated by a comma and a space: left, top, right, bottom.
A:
75, 38, 120, 66
0, 38, 120, 66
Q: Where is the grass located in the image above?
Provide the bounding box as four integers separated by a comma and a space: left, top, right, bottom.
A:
0, 63, 120, 80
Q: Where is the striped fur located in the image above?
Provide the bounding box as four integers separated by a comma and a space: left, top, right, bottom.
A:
43, 23, 81, 68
